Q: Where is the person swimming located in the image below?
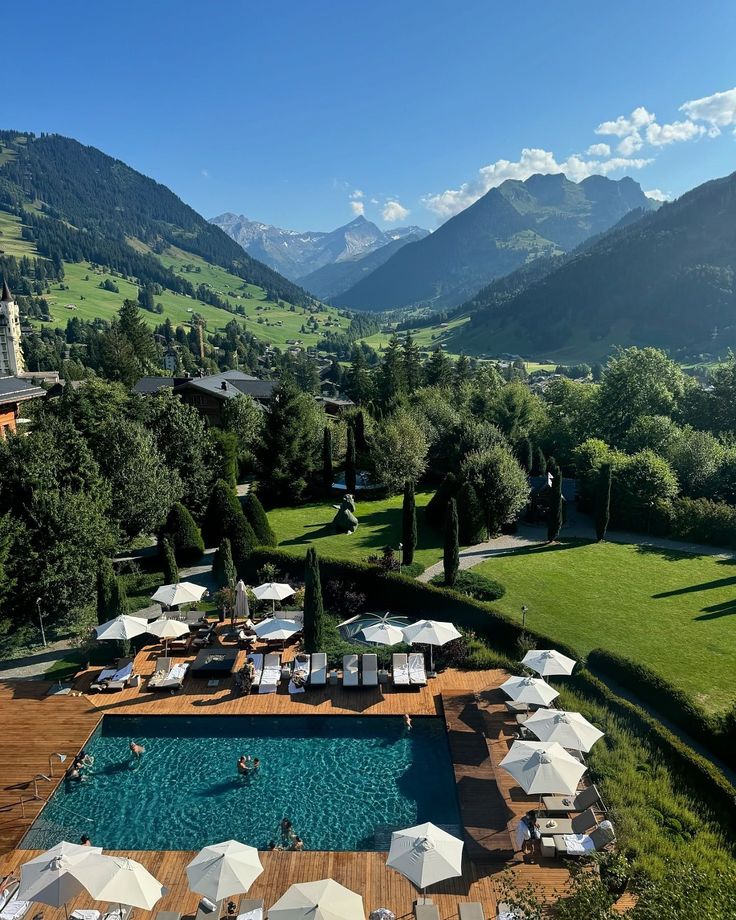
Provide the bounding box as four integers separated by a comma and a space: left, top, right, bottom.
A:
403, 714, 412, 731
129, 741, 145, 758
237, 756, 249, 775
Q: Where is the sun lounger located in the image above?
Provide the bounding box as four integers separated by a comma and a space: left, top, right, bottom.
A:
0, 883, 19, 915
343, 654, 359, 687
459, 904, 484, 920
195, 899, 222, 920
539, 807, 597, 837
408, 651, 427, 685
259, 653, 281, 693
103, 906, 133, 920
289, 654, 311, 694
310, 652, 327, 686
543, 784, 602, 816
149, 661, 189, 691
414, 900, 439, 920
154, 912, 180, 920
246, 652, 264, 687
90, 658, 134, 692
237, 898, 264, 920
70, 911, 101, 920
392, 653, 411, 687
362, 653, 378, 687
0, 895, 29, 920
553, 820, 615, 856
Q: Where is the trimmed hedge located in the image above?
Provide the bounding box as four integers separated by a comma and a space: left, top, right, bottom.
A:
565, 668, 736, 830
245, 547, 580, 662
587, 648, 735, 770
430, 569, 505, 601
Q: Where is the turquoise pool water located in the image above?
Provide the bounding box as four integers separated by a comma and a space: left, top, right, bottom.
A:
23, 715, 461, 852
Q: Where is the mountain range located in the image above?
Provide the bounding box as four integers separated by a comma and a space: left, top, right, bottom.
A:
445, 169, 736, 360
209, 212, 428, 287
333, 173, 656, 312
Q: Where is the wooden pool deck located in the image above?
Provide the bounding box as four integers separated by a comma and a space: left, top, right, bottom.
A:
0, 644, 634, 915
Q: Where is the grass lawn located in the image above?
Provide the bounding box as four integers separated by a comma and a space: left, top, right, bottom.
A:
476, 539, 736, 713
268, 490, 443, 570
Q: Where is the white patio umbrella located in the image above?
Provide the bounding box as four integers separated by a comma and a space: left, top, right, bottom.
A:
253, 582, 294, 613
387, 822, 463, 896
361, 622, 405, 645
523, 709, 604, 753
268, 879, 364, 920
522, 649, 576, 678
499, 740, 587, 795
402, 620, 462, 672
253, 618, 301, 642
151, 581, 207, 608
69, 854, 166, 911
94, 614, 148, 642
234, 580, 250, 622
147, 616, 190, 653
186, 840, 263, 902
500, 675, 559, 707
18, 842, 102, 919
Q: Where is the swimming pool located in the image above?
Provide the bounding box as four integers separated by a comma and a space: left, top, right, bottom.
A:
23, 715, 461, 852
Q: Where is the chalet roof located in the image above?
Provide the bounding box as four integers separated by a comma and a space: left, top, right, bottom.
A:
0, 375, 45, 403
132, 376, 176, 395
1, 279, 11, 302
177, 372, 275, 401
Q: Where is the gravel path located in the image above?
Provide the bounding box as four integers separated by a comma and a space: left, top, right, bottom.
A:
0, 640, 76, 680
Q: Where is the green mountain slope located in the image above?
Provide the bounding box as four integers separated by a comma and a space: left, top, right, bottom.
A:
335, 173, 654, 313
449, 170, 736, 361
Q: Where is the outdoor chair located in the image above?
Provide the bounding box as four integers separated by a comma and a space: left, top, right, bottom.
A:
553, 819, 615, 856
149, 661, 188, 691
310, 652, 327, 685
414, 900, 440, 920
69, 911, 101, 920
459, 904, 484, 920
90, 658, 134, 692
0, 894, 30, 920
246, 652, 264, 688
539, 806, 597, 837
154, 913, 180, 920
259, 653, 281, 693
361, 653, 378, 687
343, 654, 360, 687
103, 906, 134, 920
237, 898, 264, 920
194, 899, 222, 920
543, 784, 603, 815
0, 878, 19, 913
408, 651, 427, 685
289, 654, 311, 693
392, 653, 411, 687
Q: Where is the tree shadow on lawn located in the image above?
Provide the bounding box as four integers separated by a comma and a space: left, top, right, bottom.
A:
652, 574, 736, 598
694, 599, 736, 620
489, 538, 596, 560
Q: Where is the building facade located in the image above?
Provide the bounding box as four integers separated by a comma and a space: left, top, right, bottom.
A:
0, 281, 25, 377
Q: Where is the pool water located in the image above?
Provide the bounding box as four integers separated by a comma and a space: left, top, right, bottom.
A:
24, 715, 461, 852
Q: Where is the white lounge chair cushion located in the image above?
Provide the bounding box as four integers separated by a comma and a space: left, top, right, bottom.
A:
70, 911, 102, 920
393, 659, 410, 684
0, 899, 30, 920
111, 662, 133, 682
237, 910, 262, 920
561, 833, 596, 855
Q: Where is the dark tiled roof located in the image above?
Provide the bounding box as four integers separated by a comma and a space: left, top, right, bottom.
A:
132, 376, 176, 395
0, 375, 45, 402
176, 371, 275, 401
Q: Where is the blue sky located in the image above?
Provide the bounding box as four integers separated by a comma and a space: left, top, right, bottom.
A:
4, 1, 736, 231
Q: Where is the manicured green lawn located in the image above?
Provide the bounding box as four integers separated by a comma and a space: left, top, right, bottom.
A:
268, 490, 443, 570
476, 539, 736, 713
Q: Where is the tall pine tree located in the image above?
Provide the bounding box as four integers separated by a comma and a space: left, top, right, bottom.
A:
519, 438, 533, 473
547, 471, 564, 542
160, 535, 178, 585
345, 425, 357, 494
303, 546, 325, 653
402, 480, 417, 566
354, 410, 367, 453
595, 463, 612, 541
213, 536, 236, 588
444, 498, 460, 587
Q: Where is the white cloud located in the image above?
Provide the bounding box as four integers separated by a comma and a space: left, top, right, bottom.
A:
350, 199, 365, 216
645, 188, 670, 202
382, 199, 410, 222
596, 106, 656, 138
646, 119, 704, 146
586, 143, 611, 157
680, 87, 736, 133
350, 189, 364, 200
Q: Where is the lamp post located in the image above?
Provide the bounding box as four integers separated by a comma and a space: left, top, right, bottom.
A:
521, 605, 529, 629
36, 597, 47, 648
398, 542, 403, 575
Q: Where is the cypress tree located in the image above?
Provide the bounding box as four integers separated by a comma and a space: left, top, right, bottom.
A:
95, 558, 115, 625
443, 498, 460, 587
160, 535, 179, 585
425, 472, 458, 528
519, 438, 533, 473
354, 410, 367, 452
303, 546, 325, 653
213, 536, 236, 588
110, 576, 130, 617
402, 480, 417, 566
595, 463, 612, 541
229, 513, 259, 576
164, 502, 205, 564
243, 491, 277, 547
345, 425, 357, 494
202, 479, 242, 547
547, 471, 564, 542
322, 426, 333, 494
457, 480, 486, 544
532, 446, 546, 477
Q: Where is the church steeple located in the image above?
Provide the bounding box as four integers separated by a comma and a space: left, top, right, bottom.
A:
0, 277, 24, 376
1, 279, 11, 303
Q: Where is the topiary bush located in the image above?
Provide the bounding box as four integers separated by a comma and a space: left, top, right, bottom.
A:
242, 491, 277, 547
430, 569, 505, 601
202, 480, 242, 547
164, 502, 205, 565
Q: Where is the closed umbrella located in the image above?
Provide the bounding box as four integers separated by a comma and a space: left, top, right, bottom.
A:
147, 616, 190, 654
499, 740, 586, 795
94, 615, 148, 642
523, 709, 604, 753
69, 854, 166, 911
361, 622, 404, 645
18, 842, 102, 919
268, 879, 364, 920
387, 822, 463, 898
522, 649, 576, 678
402, 620, 461, 672
253, 618, 301, 643
151, 582, 207, 608
186, 840, 263, 902
234, 581, 250, 622
500, 675, 559, 707
252, 582, 294, 613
